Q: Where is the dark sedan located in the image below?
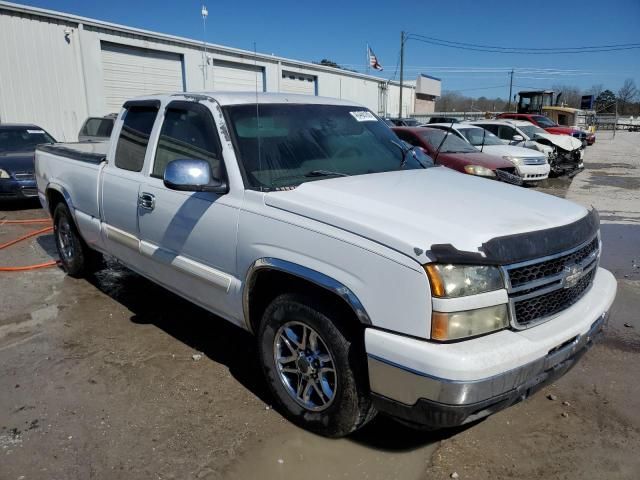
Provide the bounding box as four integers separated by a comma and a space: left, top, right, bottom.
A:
0, 124, 56, 200
392, 126, 523, 185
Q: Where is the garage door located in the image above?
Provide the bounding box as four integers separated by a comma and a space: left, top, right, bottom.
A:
101, 43, 184, 113
281, 71, 316, 95
212, 61, 264, 92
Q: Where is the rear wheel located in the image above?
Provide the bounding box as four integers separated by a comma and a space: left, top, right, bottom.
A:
258, 293, 376, 437
53, 203, 102, 277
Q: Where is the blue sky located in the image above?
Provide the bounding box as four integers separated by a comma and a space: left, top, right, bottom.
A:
20, 0, 640, 99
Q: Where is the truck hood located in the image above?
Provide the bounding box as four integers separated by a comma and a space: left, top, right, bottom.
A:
264, 167, 588, 261
533, 132, 582, 152
0, 151, 35, 173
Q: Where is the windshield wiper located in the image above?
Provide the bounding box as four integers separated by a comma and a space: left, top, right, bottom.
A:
390, 140, 427, 169
305, 170, 349, 178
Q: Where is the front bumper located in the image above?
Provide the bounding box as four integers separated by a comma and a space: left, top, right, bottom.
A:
0, 178, 38, 199
366, 267, 617, 428
515, 163, 550, 181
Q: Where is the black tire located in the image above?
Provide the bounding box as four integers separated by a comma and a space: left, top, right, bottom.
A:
53, 202, 102, 277
258, 293, 376, 437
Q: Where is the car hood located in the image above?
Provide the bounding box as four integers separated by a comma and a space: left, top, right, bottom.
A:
264, 167, 588, 261
477, 144, 545, 158
437, 151, 514, 169
533, 133, 582, 152
0, 151, 35, 173
546, 126, 578, 136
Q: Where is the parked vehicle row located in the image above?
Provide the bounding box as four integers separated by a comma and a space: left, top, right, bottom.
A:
0, 124, 56, 200
35, 92, 616, 438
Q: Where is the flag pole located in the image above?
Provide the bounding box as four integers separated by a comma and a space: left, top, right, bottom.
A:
366, 43, 369, 75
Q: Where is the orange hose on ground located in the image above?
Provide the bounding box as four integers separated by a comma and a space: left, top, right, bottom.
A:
0, 260, 59, 272
0, 218, 59, 271
0, 218, 51, 225
0, 226, 53, 250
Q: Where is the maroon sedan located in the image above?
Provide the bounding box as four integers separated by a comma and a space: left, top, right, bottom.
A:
392, 126, 522, 185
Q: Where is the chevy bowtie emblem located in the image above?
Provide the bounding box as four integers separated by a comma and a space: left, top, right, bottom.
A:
563, 264, 584, 288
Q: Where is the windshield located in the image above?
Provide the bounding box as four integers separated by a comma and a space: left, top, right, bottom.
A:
0, 127, 56, 153
519, 124, 547, 138
458, 127, 503, 146
224, 104, 432, 190
418, 129, 477, 153
533, 115, 557, 128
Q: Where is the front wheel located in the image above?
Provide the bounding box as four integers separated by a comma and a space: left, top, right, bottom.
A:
257, 293, 376, 437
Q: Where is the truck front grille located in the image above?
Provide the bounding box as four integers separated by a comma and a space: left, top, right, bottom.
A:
503, 237, 599, 328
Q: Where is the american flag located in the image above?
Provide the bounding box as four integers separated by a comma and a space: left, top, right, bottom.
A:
368, 47, 383, 71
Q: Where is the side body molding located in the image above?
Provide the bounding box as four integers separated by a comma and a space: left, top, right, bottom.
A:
243, 258, 372, 332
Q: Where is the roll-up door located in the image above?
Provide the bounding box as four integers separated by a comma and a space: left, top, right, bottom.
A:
281, 71, 316, 95
101, 42, 184, 113
212, 61, 264, 92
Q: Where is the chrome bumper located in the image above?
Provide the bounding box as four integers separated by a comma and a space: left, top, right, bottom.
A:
368, 312, 606, 408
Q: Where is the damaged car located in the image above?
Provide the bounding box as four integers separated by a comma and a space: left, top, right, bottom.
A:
472, 119, 584, 177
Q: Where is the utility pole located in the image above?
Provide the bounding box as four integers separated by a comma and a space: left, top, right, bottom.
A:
399, 31, 405, 118
507, 68, 514, 112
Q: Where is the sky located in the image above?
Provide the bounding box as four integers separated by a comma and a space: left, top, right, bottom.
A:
17, 0, 640, 99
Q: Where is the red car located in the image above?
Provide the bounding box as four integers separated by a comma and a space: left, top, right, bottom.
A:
393, 126, 522, 185
497, 113, 595, 145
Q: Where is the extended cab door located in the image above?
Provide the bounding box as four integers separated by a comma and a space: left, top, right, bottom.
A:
101, 101, 159, 267
137, 100, 240, 319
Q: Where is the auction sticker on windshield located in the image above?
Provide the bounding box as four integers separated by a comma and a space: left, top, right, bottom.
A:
350, 111, 377, 122
27, 130, 45, 134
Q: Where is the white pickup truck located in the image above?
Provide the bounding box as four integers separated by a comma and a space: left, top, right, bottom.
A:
36, 92, 617, 438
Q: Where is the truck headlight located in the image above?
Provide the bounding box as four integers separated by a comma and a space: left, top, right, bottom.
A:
424, 264, 504, 298
0, 168, 10, 179
464, 165, 495, 177
431, 305, 509, 341
503, 155, 523, 165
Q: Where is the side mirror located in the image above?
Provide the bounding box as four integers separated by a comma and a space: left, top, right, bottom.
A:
163, 159, 228, 194
512, 135, 524, 142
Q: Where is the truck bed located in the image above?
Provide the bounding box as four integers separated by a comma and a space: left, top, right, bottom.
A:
37, 141, 108, 164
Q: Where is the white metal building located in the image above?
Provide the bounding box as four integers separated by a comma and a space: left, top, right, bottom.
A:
0, 1, 417, 141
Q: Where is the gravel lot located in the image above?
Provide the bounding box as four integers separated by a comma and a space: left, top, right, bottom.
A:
1, 131, 639, 480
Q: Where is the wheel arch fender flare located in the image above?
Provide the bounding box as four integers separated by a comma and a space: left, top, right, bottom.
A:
243, 257, 372, 333
45, 182, 76, 220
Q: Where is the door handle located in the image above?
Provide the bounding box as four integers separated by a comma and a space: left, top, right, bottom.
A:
138, 192, 155, 211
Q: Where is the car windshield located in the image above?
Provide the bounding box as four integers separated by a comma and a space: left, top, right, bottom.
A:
224, 104, 433, 190
458, 127, 503, 146
418, 129, 477, 153
519, 124, 547, 138
402, 118, 421, 126
0, 127, 56, 153
533, 115, 557, 128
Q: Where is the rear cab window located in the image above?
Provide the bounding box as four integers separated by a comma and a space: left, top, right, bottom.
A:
114, 105, 159, 172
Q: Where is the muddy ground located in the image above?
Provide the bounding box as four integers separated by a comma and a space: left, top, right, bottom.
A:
1, 131, 639, 480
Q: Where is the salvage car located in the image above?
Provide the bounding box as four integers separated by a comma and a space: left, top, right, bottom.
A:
36, 92, 617, 437
472, 119, 584, 177
497, 113, 594, 146
428, 123, 550, 182
0, 124, 56, 200
392, 126, 522, 184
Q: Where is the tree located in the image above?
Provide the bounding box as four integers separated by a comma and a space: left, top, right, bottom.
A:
595, 90, 617, 114
317, 59, 341, 69
552, 84, 582, 108
617, 78, 638, 115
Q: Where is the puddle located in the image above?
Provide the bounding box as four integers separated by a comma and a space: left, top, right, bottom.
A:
225, 423, 439, 480
586, 162, 636, 170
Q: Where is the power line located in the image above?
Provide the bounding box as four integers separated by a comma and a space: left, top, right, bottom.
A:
406, 34, 640, 54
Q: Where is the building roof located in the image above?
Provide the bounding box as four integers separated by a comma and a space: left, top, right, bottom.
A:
0, 1, 412, 89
